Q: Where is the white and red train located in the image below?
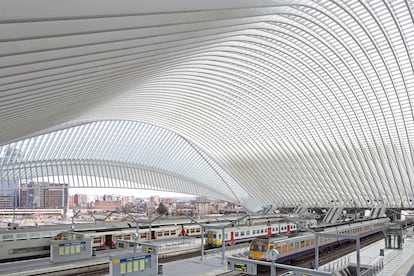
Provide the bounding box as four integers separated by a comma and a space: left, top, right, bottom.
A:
205, 219, 317, 248
0, 216, 316, 262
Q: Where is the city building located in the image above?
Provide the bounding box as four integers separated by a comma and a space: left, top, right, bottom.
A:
193, 197, 211, 216
149, 195, 160, 205
0, 180, 20, 208
75, 194, 89, 207
19, 182, 68, 209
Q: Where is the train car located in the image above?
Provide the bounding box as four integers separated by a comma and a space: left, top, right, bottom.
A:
249, 218, 389, 263
205, 222, 298, 248
0, 228, 63, 262
135, 224, 202, 241
0, 223, 203, 262
181, 224, 202, 237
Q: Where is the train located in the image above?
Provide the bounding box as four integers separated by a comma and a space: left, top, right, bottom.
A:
248, 218, 389, 263
56, 224, 203, 248
205, 219, 317, 248
0, 215, 317, 262
0, 223, 203, 262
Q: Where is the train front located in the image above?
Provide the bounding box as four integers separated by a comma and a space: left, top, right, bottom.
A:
248, 238, 272, 261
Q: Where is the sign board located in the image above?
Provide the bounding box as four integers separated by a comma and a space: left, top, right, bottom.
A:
50, 239, 92, 263
110, 253, 155, 276
227, 260, 257, 275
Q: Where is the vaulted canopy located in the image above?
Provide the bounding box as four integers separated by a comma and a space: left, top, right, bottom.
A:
1, 0, 414, 211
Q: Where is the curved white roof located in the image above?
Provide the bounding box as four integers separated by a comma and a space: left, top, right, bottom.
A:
1, 0, 414, 211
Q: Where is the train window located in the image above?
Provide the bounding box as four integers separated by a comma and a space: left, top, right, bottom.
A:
251, 243, 267, 252
246, 230, 250, 235
42, 232, 53, 238
196, 228, 200, 233
282, 244, 287, 253
164, 232, 170, 236
17, 233, 27, 240
275, 227, 279, 232
30, 233, 40, 239
171, 230, 176, 236
2, 234, 13, 241
300, 240, 305, 248
276, 245, 281, 253
241, 231, 245, 237
218, 234, 222, 239
288, 243, 293, 252
253, 230, 256, 234
94, 237, 101, 244
157, 231, 163, 237
140, 233, 146, 239
310, 239, 314, 246
10, 245, 50, 255
235, 232, 239, 237
306, 240, 310, 247
124, 234, 131, 240
116, 235, 122, 240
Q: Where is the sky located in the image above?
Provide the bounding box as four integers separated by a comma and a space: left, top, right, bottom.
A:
69, 187, 196, 199
33, 176, 196, 199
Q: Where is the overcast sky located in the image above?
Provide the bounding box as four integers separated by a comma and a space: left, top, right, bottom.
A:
69, 187, 196, 199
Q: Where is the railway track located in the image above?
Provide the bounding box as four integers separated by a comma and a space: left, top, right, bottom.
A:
220, 232, 385, 276
252, 232, 385, 275
292, 232, 384, 269
4, 232, 385, 276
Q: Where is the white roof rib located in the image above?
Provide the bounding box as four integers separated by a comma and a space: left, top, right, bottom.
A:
1, 0, 414, 211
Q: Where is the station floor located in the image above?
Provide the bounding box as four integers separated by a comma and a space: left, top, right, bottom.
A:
319, 235, 414, 276
377, 236, 414, 276
160, 256, 229, 276
2, 236, 414, 276
163, 237, 414, 276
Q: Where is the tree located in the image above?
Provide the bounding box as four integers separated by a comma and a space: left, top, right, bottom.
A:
157, 203, 168, 216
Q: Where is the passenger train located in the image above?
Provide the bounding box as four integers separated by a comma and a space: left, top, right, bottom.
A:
0, 215, 317, 262
205, 219, 317, 248
248, 218, 389, 263
0, 223, 202, 262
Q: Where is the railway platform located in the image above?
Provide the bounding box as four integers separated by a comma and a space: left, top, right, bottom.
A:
0, 238, 202, 276
319, 234, 414, 276
160, 256, 229, 276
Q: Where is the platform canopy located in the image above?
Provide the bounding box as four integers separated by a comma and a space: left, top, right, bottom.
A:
1, 0, 414, 211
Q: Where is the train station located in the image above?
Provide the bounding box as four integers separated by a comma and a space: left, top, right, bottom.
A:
1, 0, 414, 275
